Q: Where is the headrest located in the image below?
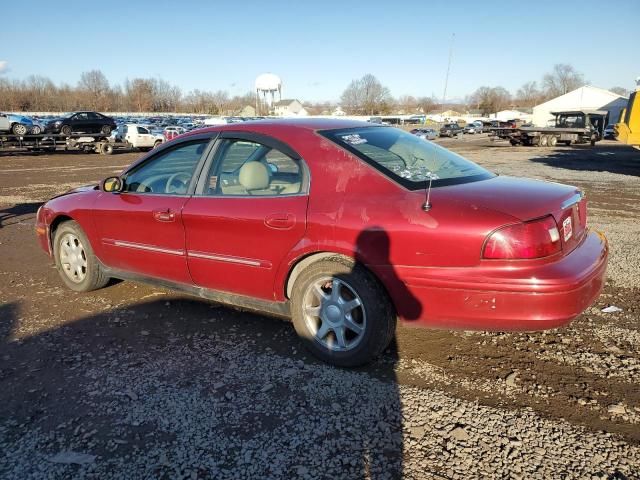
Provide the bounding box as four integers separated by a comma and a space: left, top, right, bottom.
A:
238, 162, 269, 190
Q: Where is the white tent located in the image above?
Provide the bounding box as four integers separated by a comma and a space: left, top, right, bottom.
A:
532, 86, 627, 127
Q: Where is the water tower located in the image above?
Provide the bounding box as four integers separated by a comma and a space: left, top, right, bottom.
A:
255, 73, 282, 115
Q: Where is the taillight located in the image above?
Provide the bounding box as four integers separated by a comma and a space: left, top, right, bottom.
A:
483, 216, 561, 259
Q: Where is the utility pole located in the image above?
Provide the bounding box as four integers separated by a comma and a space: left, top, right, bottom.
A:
442, 33, 455, 110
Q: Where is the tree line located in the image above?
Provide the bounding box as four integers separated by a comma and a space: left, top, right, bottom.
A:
0, 64, 630, 115
341, 64, 630, 116
0, 70, 257, 114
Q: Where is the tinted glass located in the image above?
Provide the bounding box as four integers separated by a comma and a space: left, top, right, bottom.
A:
123, 140, 208, 195
322, 127, 494, 189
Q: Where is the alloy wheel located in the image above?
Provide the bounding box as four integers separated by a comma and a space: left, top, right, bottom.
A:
302, 276, 366, 352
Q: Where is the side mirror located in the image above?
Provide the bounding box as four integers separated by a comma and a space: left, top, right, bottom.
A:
102, 176, 123, 193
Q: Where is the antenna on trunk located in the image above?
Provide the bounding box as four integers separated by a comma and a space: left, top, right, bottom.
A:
422, 172, 436, 212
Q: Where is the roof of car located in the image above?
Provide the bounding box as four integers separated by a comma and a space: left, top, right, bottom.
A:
184, 118, 375, 137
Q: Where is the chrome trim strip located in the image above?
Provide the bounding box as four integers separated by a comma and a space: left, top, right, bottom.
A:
188, 251, 266, 267
561, 191, 584, 210
110, 239, 184, 256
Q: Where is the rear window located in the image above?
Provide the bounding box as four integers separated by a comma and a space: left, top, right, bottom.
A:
321, 127, 494, 189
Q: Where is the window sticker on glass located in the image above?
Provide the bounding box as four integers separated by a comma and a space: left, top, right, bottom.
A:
341, 134, 368, 145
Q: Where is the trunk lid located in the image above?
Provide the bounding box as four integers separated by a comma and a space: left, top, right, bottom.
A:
445, 176, 587, 255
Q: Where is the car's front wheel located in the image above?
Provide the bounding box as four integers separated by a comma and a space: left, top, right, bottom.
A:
12, 123, 27, 135
101, 125, 112, 135
53, 221, 110, 292
291, 258, 396, 367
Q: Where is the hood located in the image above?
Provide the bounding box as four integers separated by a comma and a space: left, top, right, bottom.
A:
50, 184, 99, 200
444, 176, 579, 221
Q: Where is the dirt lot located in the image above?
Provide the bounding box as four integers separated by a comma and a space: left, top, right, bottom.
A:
1, 136, 639, 479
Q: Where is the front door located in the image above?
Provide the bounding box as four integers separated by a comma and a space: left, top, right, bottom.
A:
182, 136, 308, 300
93, 138, 212, 283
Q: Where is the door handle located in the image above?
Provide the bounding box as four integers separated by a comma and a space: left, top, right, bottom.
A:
153, 209, 176, 222
265, 213, 295, 230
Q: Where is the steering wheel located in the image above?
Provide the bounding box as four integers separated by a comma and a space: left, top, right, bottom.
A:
166, 172, 191, 194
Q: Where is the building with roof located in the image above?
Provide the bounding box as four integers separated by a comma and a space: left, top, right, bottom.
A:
272, 99, 308, 117
532, 86, 628, 127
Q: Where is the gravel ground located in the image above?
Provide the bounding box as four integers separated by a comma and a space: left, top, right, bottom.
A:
0, 136, 639, 479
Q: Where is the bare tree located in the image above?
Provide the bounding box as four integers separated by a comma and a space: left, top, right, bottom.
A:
124, 78, 155, 112
416, 96, 436, 114
340, 74, 391, 115
515, 81, 542, 107
542, 64, 585, 97
610, 86, 630, 97
78, 70, 111, 110
468, 86, 511, 114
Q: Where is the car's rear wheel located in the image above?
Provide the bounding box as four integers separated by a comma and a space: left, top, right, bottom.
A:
60, 125, 72, 136
53, 221, 110, 292
12, 123, 27, 135
291, 258, 396, 367
31, 125, 42, 135
153, 140, 162, 149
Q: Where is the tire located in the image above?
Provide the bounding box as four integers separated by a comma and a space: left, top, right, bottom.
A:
153, 140, 162, 149
100, 143, 114, 155
12, 123, 27, 135
60, 125, 72, 136
291, 257, 396, 367
548, 135, 558, 147
510, 139, 519, 146
101, 125, 112, 135
31, 125, 42, 135
539, 135, 549, 147
53, 220, 110, 292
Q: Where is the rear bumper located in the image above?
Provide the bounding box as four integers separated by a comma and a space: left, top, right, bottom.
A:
382, 230, 608, 331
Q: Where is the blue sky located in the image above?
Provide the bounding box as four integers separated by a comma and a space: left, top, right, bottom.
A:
1, 0, 638, 102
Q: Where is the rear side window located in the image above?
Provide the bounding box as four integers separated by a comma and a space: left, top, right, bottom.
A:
321, 127, 494, 189
201, 139, 305, 196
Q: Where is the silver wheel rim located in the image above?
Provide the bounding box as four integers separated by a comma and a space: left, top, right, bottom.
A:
59, 233, 88, 283
15, 125, 26, 135
302, 276, 366, 352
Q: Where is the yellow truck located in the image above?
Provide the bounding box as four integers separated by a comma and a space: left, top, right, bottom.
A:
615, 79, 639, 149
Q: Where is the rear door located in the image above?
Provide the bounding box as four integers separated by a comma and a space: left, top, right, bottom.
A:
182, 133, 309, 300
92, 136, 213, 283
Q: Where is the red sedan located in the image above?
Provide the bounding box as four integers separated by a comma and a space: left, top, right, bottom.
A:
35, 119, 608, 366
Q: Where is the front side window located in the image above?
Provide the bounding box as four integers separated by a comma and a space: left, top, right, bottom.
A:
137, 126, 149, 134
322, 127, 494, 189
123, 140, 208, 194
202, 139, 304, 196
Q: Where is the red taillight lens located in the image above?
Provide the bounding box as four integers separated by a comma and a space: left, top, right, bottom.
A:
483, 216, 561, 259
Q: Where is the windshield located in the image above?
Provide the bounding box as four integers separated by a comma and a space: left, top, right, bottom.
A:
322, 127, 494, 189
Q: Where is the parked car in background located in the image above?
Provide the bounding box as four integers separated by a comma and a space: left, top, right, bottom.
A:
163, 126, 186, 141
463, 123, 483, 134
36, 119, 608, 367
112, 124, 164, 151
604, 124, 616, 139
0, 113, 37, 135
45, 111, 116, 136
410, 128, 438, 140
439, 123, 462, 137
